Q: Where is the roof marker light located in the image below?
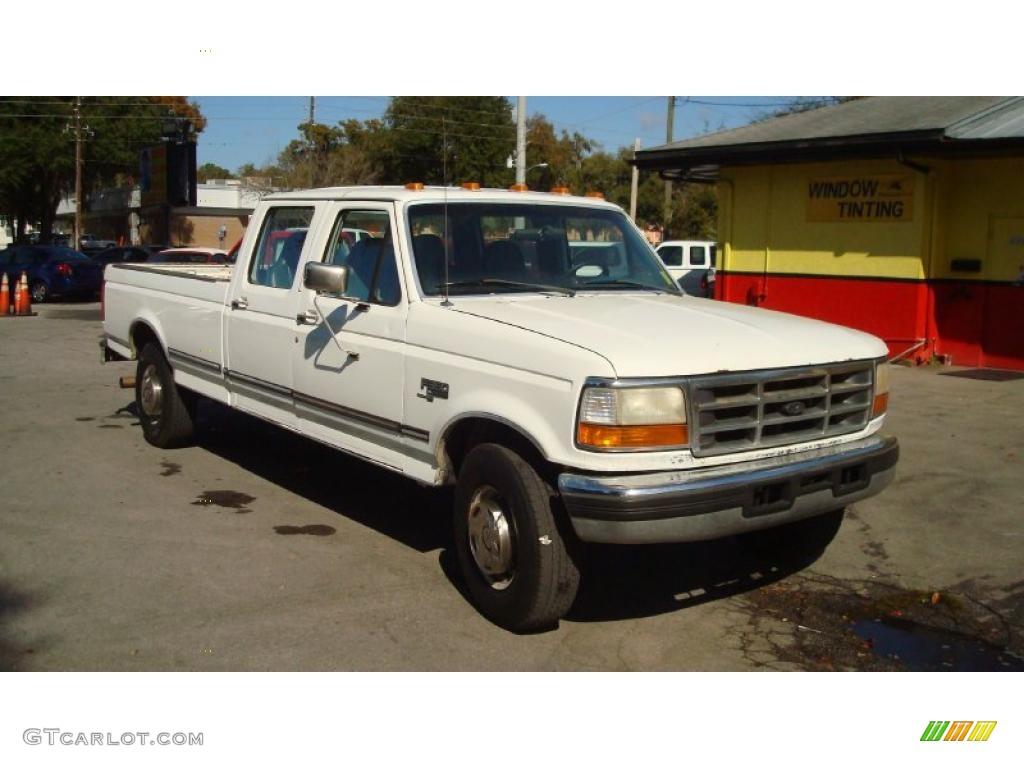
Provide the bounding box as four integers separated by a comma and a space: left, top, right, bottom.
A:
461, 182, 481, 191
509, 183, 529, 192
404, 182, 424, 191
550, 186, 571, 195
585, 191, 605, 199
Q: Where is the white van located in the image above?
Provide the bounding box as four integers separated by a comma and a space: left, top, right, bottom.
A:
656, 240, 716, 296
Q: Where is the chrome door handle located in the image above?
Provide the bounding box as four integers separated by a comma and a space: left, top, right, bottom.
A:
296, 309, 319, 325
231, 297, 248, 310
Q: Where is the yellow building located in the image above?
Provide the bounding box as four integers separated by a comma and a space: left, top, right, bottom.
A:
637, 97, 1024, 370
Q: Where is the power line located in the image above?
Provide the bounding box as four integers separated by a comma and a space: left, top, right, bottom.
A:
680, 97, 838, 108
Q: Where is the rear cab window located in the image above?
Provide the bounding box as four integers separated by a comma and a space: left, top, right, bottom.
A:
248, 206, 315, 289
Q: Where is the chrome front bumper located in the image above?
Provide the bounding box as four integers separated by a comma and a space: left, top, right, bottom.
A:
558, 435, 898, 544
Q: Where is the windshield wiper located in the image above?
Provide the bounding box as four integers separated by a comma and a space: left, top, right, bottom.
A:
440, 278, 576, 297
579, 279, 675, 293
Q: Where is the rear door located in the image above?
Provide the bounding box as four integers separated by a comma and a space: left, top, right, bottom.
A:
224, 204, 319, 427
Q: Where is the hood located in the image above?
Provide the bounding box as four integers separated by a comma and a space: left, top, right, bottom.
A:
451, 293, 887, 377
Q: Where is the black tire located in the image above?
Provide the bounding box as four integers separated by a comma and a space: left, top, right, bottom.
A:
453, 443, 580, 632
739, 508, 845, 564
136, 342, 196, 448
30, 281, 48, 303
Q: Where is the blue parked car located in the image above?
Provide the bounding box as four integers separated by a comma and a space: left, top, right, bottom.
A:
0, 244, 104, 303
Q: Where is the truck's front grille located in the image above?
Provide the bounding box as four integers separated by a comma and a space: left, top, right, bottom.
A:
688, 361, 875, 457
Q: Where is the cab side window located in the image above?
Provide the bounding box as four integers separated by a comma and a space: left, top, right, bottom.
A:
248, 207, 314, 289
322, 210, 401, 306
659, 245, 683, 267
689, 246, 707, 267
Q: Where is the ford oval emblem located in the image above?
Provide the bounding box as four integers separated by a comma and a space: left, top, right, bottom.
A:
782, 401, 806, 417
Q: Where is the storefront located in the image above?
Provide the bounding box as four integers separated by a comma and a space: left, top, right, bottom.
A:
636, 97, 1024, 370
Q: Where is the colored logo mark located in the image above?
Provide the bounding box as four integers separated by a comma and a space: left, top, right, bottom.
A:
921, 721, 997, 742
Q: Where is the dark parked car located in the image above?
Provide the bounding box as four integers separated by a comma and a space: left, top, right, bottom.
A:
0, 245, 104, 302
91, 246, 152, 266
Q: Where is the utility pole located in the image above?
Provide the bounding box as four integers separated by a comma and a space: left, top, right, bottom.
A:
663, 96, 675, 236
73, 96, 83, 251
515, 96, 526, 186
308, 96, 316, 189
629, 138, 641, 222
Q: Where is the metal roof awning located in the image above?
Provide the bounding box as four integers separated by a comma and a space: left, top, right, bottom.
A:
635, 97, 1024, 180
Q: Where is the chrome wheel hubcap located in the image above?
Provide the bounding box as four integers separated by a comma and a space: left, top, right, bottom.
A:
140, 364, 164, 418
467, 485, 515, 590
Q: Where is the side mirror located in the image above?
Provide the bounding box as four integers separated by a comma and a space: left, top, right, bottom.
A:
304, 262, 349, 295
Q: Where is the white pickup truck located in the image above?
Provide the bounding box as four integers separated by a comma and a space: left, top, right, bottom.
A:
101, 185, 898, 632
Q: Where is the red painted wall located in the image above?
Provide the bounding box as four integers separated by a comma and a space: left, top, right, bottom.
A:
717, 272, 1024, 370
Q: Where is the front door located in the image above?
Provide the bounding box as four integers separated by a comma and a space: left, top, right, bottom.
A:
225, 204, 318, 427
291, 203, 410, 470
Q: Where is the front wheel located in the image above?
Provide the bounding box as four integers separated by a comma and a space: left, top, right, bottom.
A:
453, 443, 580, 633
136, 342, 197, 448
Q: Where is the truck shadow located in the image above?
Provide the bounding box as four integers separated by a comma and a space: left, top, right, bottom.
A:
189, 400, 828, 624
193, 400, 451, 554
565, 537, 823, 623
0, 581, 36, 671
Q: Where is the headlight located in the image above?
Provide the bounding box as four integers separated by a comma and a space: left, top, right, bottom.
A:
577, 385, 688, 450
873, 361, 890, 417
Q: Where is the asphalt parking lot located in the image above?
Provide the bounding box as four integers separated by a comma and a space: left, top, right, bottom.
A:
1, 301, 1022, 671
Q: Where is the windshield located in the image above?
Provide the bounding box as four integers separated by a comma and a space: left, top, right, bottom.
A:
407, 202, 679, 296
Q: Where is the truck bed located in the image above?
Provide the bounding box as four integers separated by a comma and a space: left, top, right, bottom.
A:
103, 262, 233, 405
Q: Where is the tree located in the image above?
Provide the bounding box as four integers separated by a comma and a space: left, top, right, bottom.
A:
380, 97, 515, 186
0, 96, 206, 239
523, 114, 595, 190
197, 162, 233, 182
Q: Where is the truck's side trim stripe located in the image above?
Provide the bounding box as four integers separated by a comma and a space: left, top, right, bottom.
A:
225, 368, 291, 397
293, 390, 402, 434
223, 367, 430, 443
168, 348, 223, 374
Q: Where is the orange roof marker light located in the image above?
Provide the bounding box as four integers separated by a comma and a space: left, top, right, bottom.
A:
404, 182, 424, 191
585, 191, 605, 199
509, 183, 529, 192
550, 186, 571, 195
461, 182, 481, 191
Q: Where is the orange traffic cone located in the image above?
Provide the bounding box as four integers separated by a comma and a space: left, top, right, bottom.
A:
0, 273, 10, 315
14, 271, 32, 316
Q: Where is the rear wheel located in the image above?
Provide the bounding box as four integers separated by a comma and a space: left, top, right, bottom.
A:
30, 281, 48, 303
136, 342, 196, 448
453, 443, 579, 632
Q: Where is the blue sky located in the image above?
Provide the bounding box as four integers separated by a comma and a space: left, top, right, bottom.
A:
191, 96, 820, 173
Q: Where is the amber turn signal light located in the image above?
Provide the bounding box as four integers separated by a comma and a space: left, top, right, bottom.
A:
577, 423, 688, 449
872, 392, 889, 417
